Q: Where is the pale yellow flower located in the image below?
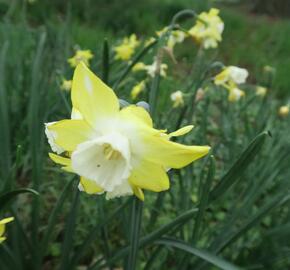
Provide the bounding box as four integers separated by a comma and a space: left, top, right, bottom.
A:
132, 62, 146, 72
156, 27, 186, 49
228, 87, 245, 102
171, 91, 184, 108
45, 63, 210, 200
61, 79, 72, 91
279, 105, 289, 117
145, 61, 168, 78
214, 66, 248, 86
131, 80, 146, 100
189, 8, 224, 49
0, 217, 14, 244
256, 86, 267, 97
114, 34, 140, 61
68, 50, 93, 67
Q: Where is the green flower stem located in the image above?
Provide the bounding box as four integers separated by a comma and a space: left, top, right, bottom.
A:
126, 197, 143, 270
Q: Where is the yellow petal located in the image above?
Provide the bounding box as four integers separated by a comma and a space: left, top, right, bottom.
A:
0, 217, 14, 225
0, 237, 6, 243
71, 63, 119, 127
47, 119, 95, 152
120, 105, 153, 127
132, 186, 145, 201
168, 125, 194, 137
48, 153, 74, 172
129, 160, 169, 192
143, 134, 210, 169
80, 177, 103, 194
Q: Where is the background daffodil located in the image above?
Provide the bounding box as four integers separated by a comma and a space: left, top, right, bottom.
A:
68, 49, 94, 67
45, 63, 210, 200
0, 217, 14, 244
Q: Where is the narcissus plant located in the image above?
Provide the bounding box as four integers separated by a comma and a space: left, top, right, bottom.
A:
45, 63, 210, 200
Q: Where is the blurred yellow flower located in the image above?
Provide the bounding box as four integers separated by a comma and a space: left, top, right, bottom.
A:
45, 63, 210, 200
214, 66, 248, 86
228, 87, 245, 102
171, 91, 184, 108
145, 60, 168, 78
132, 62, 146, 72
157, 27, 186, 49
256, 86, 267, 97
114, 34, 140, 61
0, 217, 14, 244
279, 105, 289, 117
131, 80, 146, 100
61, 79, 72, 91
214, 66, 248, 102
68, 50, 93, 67
189, 8, 224, 49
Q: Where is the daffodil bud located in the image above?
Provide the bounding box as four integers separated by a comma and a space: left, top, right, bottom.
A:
136, 101, 150, 112
279, 105, 289, 117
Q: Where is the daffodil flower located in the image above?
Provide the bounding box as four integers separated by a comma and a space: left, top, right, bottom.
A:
68, 50, 94, 68
189, 8, 224, 49
214, 66, 248, 102
156, 27, 186, 50
170, 91, 184, 108
114, 34, 140, 61
279, 105, 289, 117
255, 86, 267, 97
45, 63, 210, 200
0, 217, 14, 244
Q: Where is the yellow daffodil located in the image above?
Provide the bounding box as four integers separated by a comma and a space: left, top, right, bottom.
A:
0, 217, 14, 244
131, 80, 146, 100
189, 8, 224, 49
214, 66, 248, 102
114, 34, 140, 61
214, 66, 248, 86
157, 27, 186, 49
170, 91, 184, 108
256, 86, 267, 97
279, 105, 289, 117
145, 60, 168, 78
132, 62, 146, 72
228, 87, 245, 102
68, 50, 94, 67
61, 79, 72, 91
45, 63, 210, 200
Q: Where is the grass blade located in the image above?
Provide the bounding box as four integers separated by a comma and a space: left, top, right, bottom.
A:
156, 237, 241, 270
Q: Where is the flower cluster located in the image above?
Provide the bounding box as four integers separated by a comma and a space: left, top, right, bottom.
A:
189, 8, 224, 49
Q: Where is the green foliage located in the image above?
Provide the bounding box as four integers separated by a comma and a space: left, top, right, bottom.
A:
0, 1, 290, 270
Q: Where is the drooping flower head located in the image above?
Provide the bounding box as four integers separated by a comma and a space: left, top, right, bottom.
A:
114, 34, 140, 61
189, 8, 224, 49
256, 86, 267, 97
68, 50, 94, 68
156, 27, 186, 50
279, 105, 289, 117
132, 60, 168, 78
0, 217, 14, 244
171, 91, 184, 108
214, 65, 248, 102
45, 63, 210, 200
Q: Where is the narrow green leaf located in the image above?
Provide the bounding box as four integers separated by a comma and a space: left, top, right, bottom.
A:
102, 38, 110, 84
209, 131, 270, 202
126, 197, 143, 270
156, 237, 241, 270
59, 188, 80, 270
0, 188, 39, 212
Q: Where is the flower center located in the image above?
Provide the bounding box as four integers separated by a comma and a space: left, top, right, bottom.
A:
103, 143, 121, 160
